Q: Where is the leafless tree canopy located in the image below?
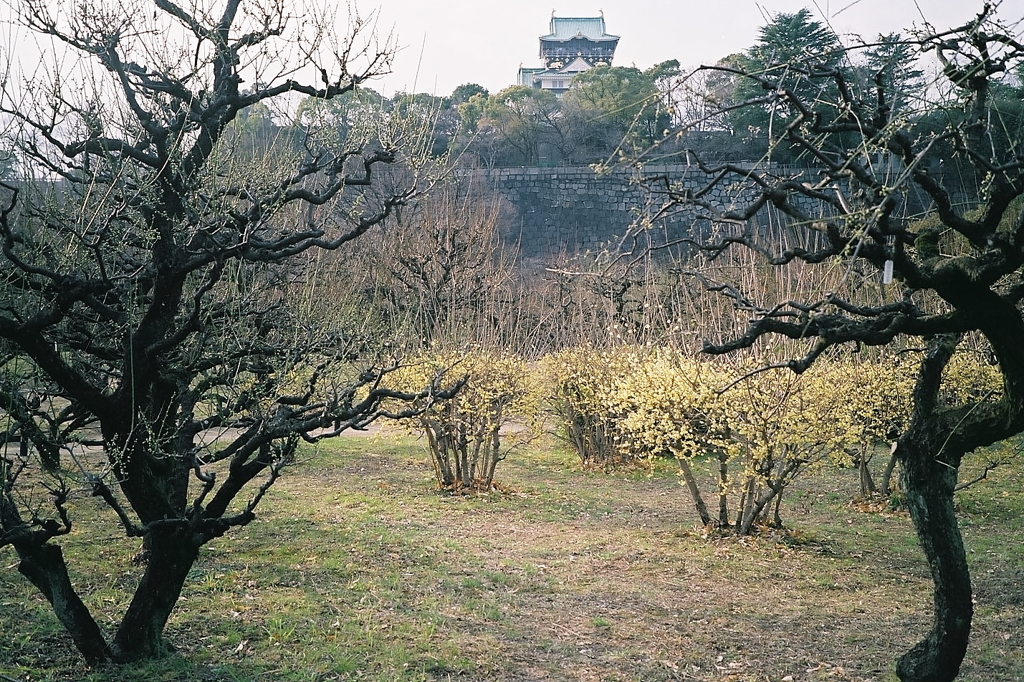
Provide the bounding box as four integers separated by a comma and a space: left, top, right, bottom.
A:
635, 5, 1024, 682
0, 0, 453, 664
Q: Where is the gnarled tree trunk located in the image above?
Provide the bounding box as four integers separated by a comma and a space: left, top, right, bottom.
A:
16, 542, 114, 666
111, 526, 201, 661
892, 333, 972, 682
896, 441, 972, 682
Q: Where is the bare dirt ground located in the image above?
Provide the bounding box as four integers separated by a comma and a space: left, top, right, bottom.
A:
271, 438, 1022, 682
2, 434, 1021, 682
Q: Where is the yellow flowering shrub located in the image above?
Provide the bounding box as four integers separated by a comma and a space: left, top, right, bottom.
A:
617, 354, 731, 456
541, 346, 634, 468
722, 362, 855, 533
386, 348, 543, 492
607, 350, 735, 526
834, 358, 915, 446
942, 350, 1003, 406
825, 357, 915, 496
544, 346, 1004, 532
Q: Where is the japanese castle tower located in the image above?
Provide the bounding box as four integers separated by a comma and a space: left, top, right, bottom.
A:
518, 12, 619, 95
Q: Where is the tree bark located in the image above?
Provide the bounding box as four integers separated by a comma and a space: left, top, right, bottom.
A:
880, 442, 898, 496
859, 449, 877, 497
739, 484, 781, 535
17, 543, 113, 666
110, 526, 200, 661
895, 444, 972, 682
771, 490, 783, 528
717, 452, 730, 527
677, 457, 712, 526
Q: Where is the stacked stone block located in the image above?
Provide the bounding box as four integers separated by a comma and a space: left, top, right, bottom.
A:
473, 165, 792, 260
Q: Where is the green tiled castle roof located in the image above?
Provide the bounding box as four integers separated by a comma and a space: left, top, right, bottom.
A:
541, 16, 619, 42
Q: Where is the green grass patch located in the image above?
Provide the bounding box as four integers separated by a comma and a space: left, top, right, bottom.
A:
2, 432, 1022, 681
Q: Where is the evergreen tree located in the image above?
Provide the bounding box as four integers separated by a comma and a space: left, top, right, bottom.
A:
725, 8, 847, 162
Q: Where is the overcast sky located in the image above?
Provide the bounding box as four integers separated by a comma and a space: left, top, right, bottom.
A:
0, 1, 1018, 99
368, 0, 1018, 96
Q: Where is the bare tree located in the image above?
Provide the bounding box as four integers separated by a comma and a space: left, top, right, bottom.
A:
638, 6, 1024, 682
339, 174, 518, 351
0, 0, 452, 664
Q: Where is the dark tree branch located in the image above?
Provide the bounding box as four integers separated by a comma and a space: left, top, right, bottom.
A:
1, 0, 430, 664
639, 9, 1024, 680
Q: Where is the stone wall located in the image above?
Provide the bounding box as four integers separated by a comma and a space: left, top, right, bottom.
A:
470, 164, 788, 260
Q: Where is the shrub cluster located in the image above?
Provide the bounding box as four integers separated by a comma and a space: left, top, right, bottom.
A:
385, 348, 544, 492
542, 346, 1001, 534
386, 345, 1001, 530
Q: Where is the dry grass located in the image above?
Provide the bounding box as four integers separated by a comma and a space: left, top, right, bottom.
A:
1, 432, 1022, 682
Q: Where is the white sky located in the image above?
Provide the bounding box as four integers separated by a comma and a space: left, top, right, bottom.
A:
368, 0, 1021, 96
0, 1, 1019, 99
